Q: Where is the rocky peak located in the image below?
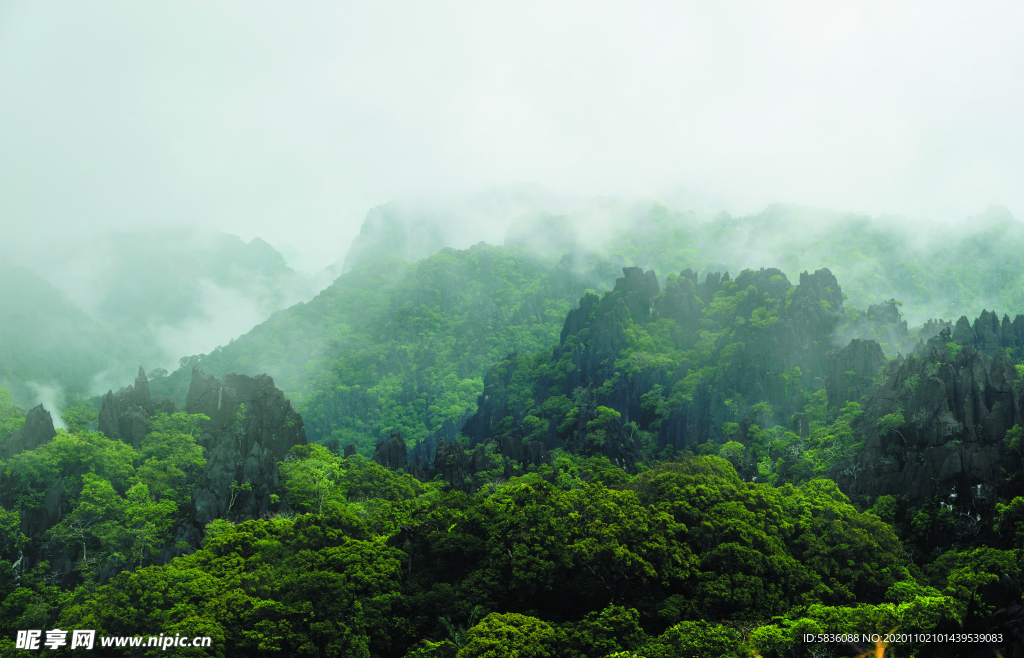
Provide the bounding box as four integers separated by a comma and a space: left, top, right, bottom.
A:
1, 404, 57, 459
98, 367, 174, 449
171, 368, 307, 555
132, 366, 151, 408
826, 339, 886, 409
832, 342, 1021, 528
929, 312, 1024, 359
372, 433, 409, 470
952, 315, 975, 345
654, 268, 703, 334
610, 266, 660, 325
696, 271, 729, 305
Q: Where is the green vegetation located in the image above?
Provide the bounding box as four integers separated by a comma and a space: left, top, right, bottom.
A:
149, 246, 622, 455
510, 203, 1024, 320
0, 389, 25, 441
0, 412, 207, 585
4, 206, 1024, 656
2, 454, 976, 657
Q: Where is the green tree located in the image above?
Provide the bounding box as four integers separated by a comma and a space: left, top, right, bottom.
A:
134, 412, 207, 506
49, 473, 125, 574
584, 405, 622, 451
556, 605, 646, 658
0, 387, 26, 441
61, 405, 98, 434
637, 620, 744, 658
123, 483, 177, 565
458, 612, 557, 658
280, 444, 344, 513
995, 496, 1024, 548
0, 506, 19, 559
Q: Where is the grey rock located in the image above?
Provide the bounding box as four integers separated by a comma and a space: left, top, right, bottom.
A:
832, 342, 1021, 525
171, 368, 306, 554
372, 434, 408, 470
1, 404, 56, 459
98, 367, 156, 449
826, 339, 886, 409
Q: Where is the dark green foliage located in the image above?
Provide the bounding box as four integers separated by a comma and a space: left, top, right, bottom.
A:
0, 388, 24, 443
0, 437, 977, 657
925, 546, 1023, 619
634, 620, 744, 658
458, 613, 557, 658
555, 604, 646, 658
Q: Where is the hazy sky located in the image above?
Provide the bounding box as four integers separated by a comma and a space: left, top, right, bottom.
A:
3, 1, 1023, 271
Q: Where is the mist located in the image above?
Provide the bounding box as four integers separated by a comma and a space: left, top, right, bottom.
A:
4, 2, 1024, 267
25, 382, 65, 430
4, 2, 1024, 407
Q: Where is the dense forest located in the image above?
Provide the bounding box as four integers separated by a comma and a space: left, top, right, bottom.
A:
1, 205, 1023, 657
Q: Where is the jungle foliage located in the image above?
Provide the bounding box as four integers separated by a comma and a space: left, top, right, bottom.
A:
1, 452, 990, 658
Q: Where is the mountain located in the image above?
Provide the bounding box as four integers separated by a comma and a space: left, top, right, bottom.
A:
505, 202, 1024, 324
341, 186, 585, 273
1, 230, 314, 408
0, 264, 130, 406
149, 202, 1024, 462
150, 245, 626, 455
4, 205, 1024, 655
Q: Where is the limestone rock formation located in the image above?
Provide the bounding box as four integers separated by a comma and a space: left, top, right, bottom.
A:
832, 343, 1022, 525
1, 403, 56, 459
171, 368, 307, 553
658, 268, 845, 452
408, 409, 472, 471
431, 438, 475, 489
98, 367, 175, 449
372, 433, 409, 470
826, 339, 886, 409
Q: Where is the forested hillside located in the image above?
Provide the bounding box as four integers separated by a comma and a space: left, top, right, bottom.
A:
149, 246, 625, 456
505, 202, 1024, 321
141, 204, 1024, 466
2, 208, 1024, 657
0, 230, 313, 411
0, 265, 132, 405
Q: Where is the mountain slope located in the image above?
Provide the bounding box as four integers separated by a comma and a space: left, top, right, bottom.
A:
0, 265, 130, 405
151, 245, 625, 454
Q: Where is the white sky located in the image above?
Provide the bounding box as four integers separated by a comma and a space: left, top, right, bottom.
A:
3, 1, 1023, 271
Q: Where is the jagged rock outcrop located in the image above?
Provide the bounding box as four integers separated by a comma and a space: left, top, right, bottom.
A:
372, 433, 409, 470
18, 477, 63, 540
556, 267, 662, 399
924, 312, 1024, 362
170, 368, 307, 554
409, 408, 473, 471
952, 315, 976, 346
825, 339, 886, 409
653, 268, 704, 335
658, 268, 845, 452
832, 343, 1022, 524
1, 403, 56, 459
431, 438, 476, 489
461, 267, 846, 467
918, 318, 952, 342
460, 351, 539, 448
843, 300, 917, 358
98, 367, 175, 449
413, 433, 550, 492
